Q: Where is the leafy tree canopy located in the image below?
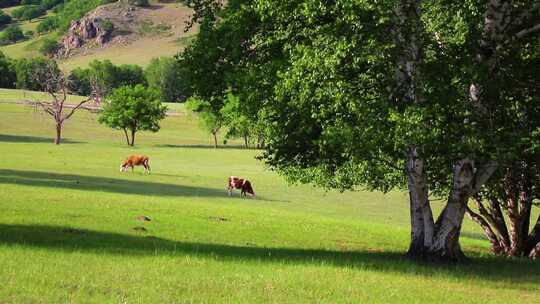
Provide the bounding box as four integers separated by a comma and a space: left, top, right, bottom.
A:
98, 84, 167, 146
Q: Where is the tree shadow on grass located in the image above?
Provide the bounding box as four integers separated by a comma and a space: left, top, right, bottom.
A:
157, 144, 256, 150
0, 169, 226, 198
0, 223, 538, 286
0, 134, 83, 144
0, 169, 279, 201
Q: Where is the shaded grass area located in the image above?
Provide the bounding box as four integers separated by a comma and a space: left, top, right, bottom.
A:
0, 134, 83, 144
0, 169, 227, 197
1, 223, 539, 285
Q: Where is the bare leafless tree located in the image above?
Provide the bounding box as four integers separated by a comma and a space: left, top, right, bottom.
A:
30, 62, 100, 145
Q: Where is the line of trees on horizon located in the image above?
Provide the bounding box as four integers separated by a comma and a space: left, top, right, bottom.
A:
0, 52, 187, 103
0, 50, 258, 149
0, 53, 172, 146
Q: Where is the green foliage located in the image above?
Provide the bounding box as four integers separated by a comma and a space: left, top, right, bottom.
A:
0, 51, 16, 88
181, 0, 540, 198
66, 67, 91, 95
0, 9, 12, 26
90, 60, 146, 94
13, 57, 59, 91
178, 0, 264, 147
145, 57, 186, 103
21, 0, 63, 10
11, 5, 45, 21
186, 96, 223, 147
126, 0, 148, 7
39, 37, 58, 56
220, 91, 254, 147
36, 16, 58, 33
36, 0, 113, 32
98, 84, 167, 146
67, 60, 146, 97
0, 25, 24, 45
100, 19, 113, 33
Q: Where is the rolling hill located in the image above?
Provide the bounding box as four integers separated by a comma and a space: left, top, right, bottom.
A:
0, 1, 196, 71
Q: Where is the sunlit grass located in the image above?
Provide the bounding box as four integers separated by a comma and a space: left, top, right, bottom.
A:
0, 101, 538, 302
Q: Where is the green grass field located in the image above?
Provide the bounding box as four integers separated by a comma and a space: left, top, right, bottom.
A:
0, 100, 539, 303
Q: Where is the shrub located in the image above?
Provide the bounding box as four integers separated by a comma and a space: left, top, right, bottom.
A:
127, 0, 149, 7
67, 60, 146, 97
145, 57, 187, 103
36, 16, 58, 33
14, 57, 59, 91
21, 0, 40, 5
0, 9, 12, 27
67, 67, 92, 95
11, 5, 45, 21
0, 51, 16, 88
0, 25, 24, 45
39, 37, 58, 56
37, 0, 63, 10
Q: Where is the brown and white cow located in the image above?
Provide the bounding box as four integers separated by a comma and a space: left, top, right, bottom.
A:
227, 176, 255, 197
120, 155, 150, 173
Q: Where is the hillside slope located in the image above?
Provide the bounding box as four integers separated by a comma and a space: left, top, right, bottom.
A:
0, 1, 196, 70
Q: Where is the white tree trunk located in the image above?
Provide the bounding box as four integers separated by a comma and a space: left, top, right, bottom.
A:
406, 148, 434, 257
428, 159, 474, 260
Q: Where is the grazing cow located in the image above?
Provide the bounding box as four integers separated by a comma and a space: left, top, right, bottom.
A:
120, 155, 150, 173
227, 176, 255, 197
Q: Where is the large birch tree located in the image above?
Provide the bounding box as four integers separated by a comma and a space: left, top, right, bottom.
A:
181, 0, 540, 261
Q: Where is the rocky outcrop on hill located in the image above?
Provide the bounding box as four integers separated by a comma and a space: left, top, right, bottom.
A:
57, 17, 113, 57
55, 2, 142, 58
53, 1, 195, 60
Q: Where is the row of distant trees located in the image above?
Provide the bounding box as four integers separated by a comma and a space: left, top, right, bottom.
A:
1, 50, 260, 149
0, 53, 171, 146
0, 51, 251, 148
0, 53, 186, 102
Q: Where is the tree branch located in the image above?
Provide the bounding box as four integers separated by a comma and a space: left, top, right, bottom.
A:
471, 161, 498, 195
34, 101, 56, 117
466, 205, 502, 254
61, 98, 92, 122
515, 23, 540, 39
527, 214, 540, 253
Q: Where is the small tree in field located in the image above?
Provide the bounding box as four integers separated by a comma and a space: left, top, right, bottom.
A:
220, 91, 253, 148
32, 61, 98, 145
98, 85, 167, 146
186, 97, 223, 149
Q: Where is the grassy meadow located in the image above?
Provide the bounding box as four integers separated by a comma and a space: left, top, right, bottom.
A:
0, 99, 539, 303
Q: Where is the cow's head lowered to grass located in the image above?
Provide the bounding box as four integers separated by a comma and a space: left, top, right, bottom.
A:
227, 176, 255, 198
